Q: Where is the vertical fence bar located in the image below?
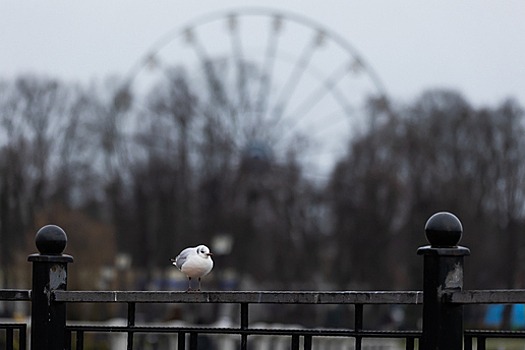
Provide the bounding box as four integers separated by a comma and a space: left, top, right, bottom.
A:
127, 302, 135, 350
177, 331, 185, 350
417, 212, 470, 350
303, 335, 312, 350
189, 332, 198, 350
6, 328, 13, 350
20, 326, 27, 350
240, 303, 249, 350
291, 334, 300, 350
27, 225, 74, 350
64, 329, 71, 350
76, 331, 84, 350
354, 304, 363, 350
464, 335, 472, 350
478, 336, 486, 350
405, 337, 414, 350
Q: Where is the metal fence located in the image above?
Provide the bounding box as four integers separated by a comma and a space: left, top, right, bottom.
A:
2, 212, 525, 350
0, 290, 29, 350
56, 290, 423, 350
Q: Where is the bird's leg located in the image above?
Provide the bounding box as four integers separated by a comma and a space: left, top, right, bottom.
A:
186, 277, 193, 292
197, 277, 202, 291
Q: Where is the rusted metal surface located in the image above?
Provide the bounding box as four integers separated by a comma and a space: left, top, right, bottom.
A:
53, 290, 424, 304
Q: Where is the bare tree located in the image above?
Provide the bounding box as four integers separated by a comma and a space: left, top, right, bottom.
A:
0, 75, 100, 286
329, 90, 525, 290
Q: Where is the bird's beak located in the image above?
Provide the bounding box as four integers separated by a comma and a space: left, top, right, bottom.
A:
207, 253, 213, 256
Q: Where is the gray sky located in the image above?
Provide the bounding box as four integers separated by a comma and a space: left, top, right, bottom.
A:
2, 0, 524, 106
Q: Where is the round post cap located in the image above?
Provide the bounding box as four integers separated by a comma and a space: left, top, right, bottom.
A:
424, 212, 463, 247
35, 225, 67, 255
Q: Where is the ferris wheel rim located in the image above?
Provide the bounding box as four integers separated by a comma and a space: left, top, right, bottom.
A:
120, 7, 390, 102
109, 7, 391, 183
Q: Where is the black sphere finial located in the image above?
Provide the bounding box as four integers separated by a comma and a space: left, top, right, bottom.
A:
35, 225, 67, 255
424, 212, 463, 247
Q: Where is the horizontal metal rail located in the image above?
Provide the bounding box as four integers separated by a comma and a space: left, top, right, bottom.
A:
443, 289, 525, 304
53, 290, 424, 304
465, 329, 525, 338
65, 326, 421, 350
0, 289, 31, 301
65, 324, 421, 338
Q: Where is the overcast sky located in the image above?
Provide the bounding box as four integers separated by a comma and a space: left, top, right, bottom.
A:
2, 1, 524, 107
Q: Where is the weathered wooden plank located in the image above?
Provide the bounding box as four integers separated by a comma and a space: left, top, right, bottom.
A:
53, 290, 424, 304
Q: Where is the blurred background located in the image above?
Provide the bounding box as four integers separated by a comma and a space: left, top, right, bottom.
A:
1, 0, 525, 336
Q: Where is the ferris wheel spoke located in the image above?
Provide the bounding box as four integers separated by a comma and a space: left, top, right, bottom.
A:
269, 29, 324, 124
273, 107, 353, 153
281, 62, 351, 132
227, 14, 250, 115
273, 70, 360, 151
203, 60, 231, 113
256, 15, 282, 118
185, 27, 234, 118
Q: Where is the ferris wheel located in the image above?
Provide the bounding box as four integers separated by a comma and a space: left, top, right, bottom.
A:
113, 8, 390, 183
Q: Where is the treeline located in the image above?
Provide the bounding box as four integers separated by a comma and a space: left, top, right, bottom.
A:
0, 74, 524, 292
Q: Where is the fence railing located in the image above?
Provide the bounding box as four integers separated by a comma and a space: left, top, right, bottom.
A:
0, 290, 30, 350
55, 290, 423, 350
2, 211, 525, 349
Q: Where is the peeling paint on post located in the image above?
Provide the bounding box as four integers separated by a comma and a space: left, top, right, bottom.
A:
444, 263, 463, 289
50, 265, 68, 290
417, 212, 470, 350
28, 225, 73, 350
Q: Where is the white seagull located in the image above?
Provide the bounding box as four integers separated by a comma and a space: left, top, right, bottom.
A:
171, 245, 214, 291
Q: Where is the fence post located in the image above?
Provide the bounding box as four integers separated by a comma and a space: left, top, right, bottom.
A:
27, 225, 74, 350
417, 212, 470, 350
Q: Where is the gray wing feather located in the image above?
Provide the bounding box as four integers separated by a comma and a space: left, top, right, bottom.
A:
174, 247, 194, 269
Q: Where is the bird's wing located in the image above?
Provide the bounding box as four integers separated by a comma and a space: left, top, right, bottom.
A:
174, 247, 194, 269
